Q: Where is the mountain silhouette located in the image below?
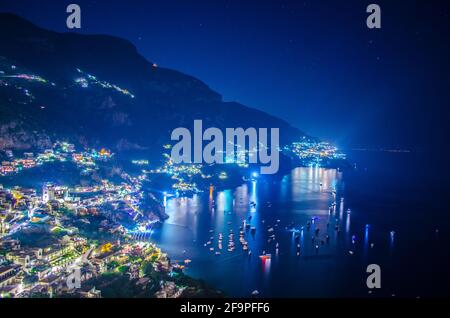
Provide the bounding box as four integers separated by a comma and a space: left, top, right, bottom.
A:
0, 13, 306, 161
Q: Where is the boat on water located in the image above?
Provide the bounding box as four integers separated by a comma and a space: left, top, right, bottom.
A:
259, 254, 271, 260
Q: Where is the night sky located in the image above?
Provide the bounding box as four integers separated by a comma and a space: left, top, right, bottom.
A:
0, 0, 449, 150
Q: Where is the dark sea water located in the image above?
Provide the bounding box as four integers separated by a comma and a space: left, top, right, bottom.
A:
149, 150, 450, 298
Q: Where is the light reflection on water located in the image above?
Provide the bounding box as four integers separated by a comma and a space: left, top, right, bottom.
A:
149, 152, 449, 297
147, 160, 450, 297
149, 167, 359, 297
363, 225, 370, 259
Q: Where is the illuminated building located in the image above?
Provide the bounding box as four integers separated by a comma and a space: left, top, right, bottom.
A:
42, 184, 55, 203
0, 264, 21, 288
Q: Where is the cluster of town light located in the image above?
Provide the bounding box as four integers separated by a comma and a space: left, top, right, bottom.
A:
0, 59, 54, 103
74, 68, 135, 98
284, 139, 346, 167
1, 142, 113, 176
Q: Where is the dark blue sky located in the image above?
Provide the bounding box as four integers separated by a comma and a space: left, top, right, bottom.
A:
1, 0, 449, 149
